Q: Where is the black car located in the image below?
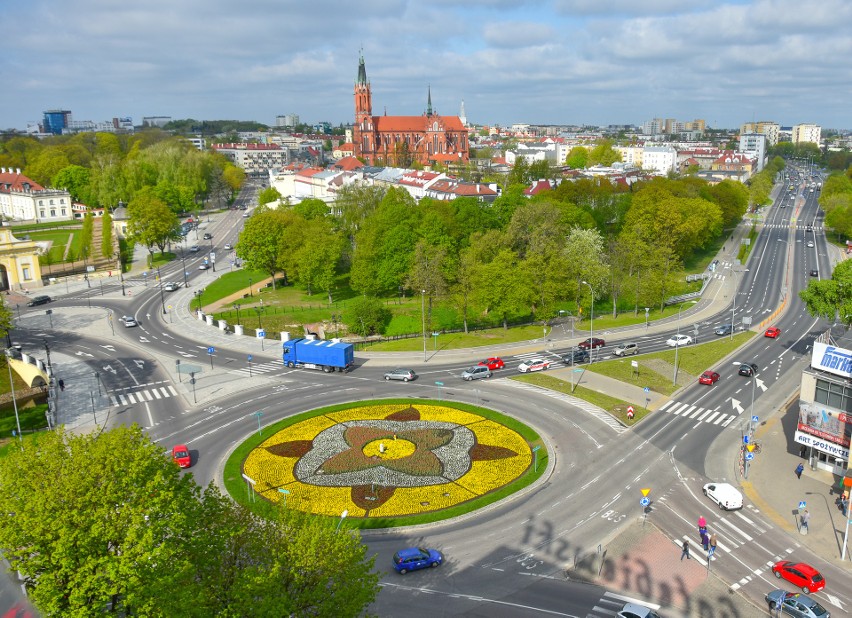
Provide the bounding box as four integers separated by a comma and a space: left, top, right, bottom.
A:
27, 295, 52, 307
809, 269, 818, 277
562, 348, 590, 365
203, 232, 213, 240
714, 323, 734, 336
738, 362, 758, 377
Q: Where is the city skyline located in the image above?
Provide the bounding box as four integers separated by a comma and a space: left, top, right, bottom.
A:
2, 0, 850, 132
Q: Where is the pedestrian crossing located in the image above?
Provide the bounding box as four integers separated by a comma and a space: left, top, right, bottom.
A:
658, 399, 737, 427
110, 384, 179, 406
228, 358, 284, 377
587, 591, 661, 617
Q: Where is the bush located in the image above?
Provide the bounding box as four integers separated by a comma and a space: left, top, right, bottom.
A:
346, 297, 392, 335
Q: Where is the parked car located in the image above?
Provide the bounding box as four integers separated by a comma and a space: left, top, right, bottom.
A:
772, 561, 826, 594
578, 337, 605, 350
384, 368, 417, 382
163, 282, 180, 292
120, 315, 137, 328
666, 334, 693, 347
613, 342, 639, 356
699, 370, 720, 385
203, 232, 213, 240
765, 590, 829, 618
26, 295, 52, 307
461, 365, 492, 381
703, 482, 743, 510
392, 547, 443, 574
518, 358, 551, 373
617, 602, 662, 618
714, 323, 734, 336
172, 444, 192, 468
765, 327, 781, 338
562, 348, 590, 365
478, 357, 505, 371
738, 361, 758, 377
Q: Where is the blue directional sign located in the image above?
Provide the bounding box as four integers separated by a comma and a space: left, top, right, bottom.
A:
257, 329, 266, 338
247, 354, 253, 362
745, 452, 754, 461
798, 501, 807, 510
207, 346, 215, 355
644, 387, 650, 393
640, 497, 650, 507
743, 435, 750, 444
751, 415, 759, 423
435, 381, 444, 386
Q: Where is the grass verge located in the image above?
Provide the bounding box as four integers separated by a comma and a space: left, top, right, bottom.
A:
223, 399, 547, 529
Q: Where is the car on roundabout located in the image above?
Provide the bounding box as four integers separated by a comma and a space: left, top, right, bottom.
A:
699, 370, 720, 385
383, 368, 417, 382
478, 357, 505, 370
666, 334, 692, 347
120, 315, 137, 328
765, 327, 781, 338
771, 561, 826, 594
461, 365, 492, 381
703, 482, 743, 510
714, 323, 734, 336
612, 342, 639, 356
27, 295, 52, 307
518, 358, 551, 373
765, 590, 829, 618
578, 337, 605, 350
617, 603, 662, 618
172, 444, 192, 468
562, 348, 590, 365
392, 547, 443, 574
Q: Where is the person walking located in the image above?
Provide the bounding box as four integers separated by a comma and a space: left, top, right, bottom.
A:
795, 463, 804, 479
801, 509, 810, 532
701, 531, 709, 551
709, 534, 717, 557
58, 379, 65, 392
681, 541, 690, 561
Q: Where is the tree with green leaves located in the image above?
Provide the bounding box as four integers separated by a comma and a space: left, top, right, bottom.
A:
0, 295, 13, 345
258, 185, 283, 207
474, 248, 529, 329
406, 240, 450, 330
346, 296, 392, 336
126, 189, 181, 263
565, 146, 589, 169
587, 140, 623, 166
52, 164, 95, 205
236, 207, 296, 288
79, 213, 94, 265
289, 217, 344, 302
800, 259, 852, 329
101, 209, 114, 259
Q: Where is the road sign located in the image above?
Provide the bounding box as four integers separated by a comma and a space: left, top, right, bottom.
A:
641, 488, 651, 497
207, 346, 215, 355
644, 387, 650, 393
257, 329, 266, 338
798, 501, 807, 510
435, 381, 444, 386
745, 452, 754, 461
248, 354, 253, 362
743, 435, 750, 444
751, 415, 759, 423
640, 497, 650, 507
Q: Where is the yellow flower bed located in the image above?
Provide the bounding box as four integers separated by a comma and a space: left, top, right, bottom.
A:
367, 483, 479, 518
261, 414, 337, 444
467, 419, 530, 453
455, 457, 532, 495
264, 483, 366, 518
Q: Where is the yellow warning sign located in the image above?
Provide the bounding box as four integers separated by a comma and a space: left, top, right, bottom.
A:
640, 488, 651, 497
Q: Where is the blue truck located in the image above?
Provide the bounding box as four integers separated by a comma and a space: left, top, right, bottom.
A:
282, 337, 354, 373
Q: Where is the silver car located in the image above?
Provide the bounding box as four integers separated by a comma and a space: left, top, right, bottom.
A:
461, 366, 492, 381
765, 590, 829, 618
384, 368, 417, 382
613, 342, 639, 356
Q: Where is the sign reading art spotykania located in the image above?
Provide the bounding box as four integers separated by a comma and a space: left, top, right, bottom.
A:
811, 342, 852, 379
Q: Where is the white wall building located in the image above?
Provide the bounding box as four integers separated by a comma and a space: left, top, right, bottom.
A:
642, 146, 677, 175
793, 124, 822, 145
738, 133, 767, 172
0, 168, 73, 223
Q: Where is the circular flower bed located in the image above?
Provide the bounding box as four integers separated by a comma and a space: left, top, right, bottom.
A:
241, 402, 535, 518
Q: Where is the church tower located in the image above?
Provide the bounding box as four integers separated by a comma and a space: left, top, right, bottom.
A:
353, 51, 373, 160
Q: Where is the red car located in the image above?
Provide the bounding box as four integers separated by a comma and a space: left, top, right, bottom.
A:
479, 357, 505, 371
172, 444, 192, 468
772, 560, 825, 594
699, 371, 720, 385
765, 327, 781, 338
578, 337, 605, 350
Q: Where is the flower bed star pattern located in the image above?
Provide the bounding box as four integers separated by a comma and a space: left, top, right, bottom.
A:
242, 403, 533, 518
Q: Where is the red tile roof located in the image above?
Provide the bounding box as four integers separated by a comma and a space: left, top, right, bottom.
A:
0, 170, 43, 192
374, 115, 466, 132
332, 156, 363, 171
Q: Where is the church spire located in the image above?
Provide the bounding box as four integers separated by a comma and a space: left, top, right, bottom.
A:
427, 85, 433, 116
356, 48, 367, 85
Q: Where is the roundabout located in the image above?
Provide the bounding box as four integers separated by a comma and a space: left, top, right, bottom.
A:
227, 399, 546, 525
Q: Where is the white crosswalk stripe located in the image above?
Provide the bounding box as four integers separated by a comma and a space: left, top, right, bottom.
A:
228, 359, 285, 376
662, 399, 736, 427
111, 385, 177, 407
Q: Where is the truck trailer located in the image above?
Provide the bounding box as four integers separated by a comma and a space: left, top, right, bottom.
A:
282, 337, 354, 373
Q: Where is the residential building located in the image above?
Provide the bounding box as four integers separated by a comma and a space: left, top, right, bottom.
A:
0, 168, 73, 223
276, 114, 299, 128
793, 124, 822, 145
142, 116, 172, 128
738, 133, 767, 171
711, 152, 755, 177
741, 122, 780, 147
397, 170, 446, 201
642, 146, 677, 175
211, 143, 289, 176
352, 53, 468, 167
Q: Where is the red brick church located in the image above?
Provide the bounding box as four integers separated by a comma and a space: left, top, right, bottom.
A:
352, 53, 469, 167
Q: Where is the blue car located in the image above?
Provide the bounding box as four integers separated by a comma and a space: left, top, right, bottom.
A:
392, 547, 443, 574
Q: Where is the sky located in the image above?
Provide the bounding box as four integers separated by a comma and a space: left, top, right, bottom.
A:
2, 0, 850, 132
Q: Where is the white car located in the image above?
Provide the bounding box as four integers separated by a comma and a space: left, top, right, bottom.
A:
518, 358, 551, 373
224, 243, 233, 250
163, 282, 180, 292
703, 482, 743, 511
666, 334, 693, 347
199, 263, 210, 270
120, 315, 137, 328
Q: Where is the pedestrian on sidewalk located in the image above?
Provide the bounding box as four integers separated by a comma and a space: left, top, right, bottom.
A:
795, 463, 804, 479
681, 541, 690, 560
709, 534, 717, 557
801, 509, 810, 532
58, 379, 65, 392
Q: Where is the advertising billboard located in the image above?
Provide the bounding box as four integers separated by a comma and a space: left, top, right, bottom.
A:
798, 400, 851, 447
811, 342, 852, 379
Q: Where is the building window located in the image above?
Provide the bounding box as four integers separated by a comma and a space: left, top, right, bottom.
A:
40, 210, 46, 218
50, 209, 56, 217
50, 199, 55, 205
814, 377, 852, 412
22, 267, 30, 281
61, 209, 67, 216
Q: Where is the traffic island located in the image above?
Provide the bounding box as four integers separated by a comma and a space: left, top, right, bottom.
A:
224, 399, 548, 527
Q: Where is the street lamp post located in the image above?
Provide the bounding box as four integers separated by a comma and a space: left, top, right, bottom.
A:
728, 267, 749, 340
234, 303, 241, 325
581, 281, 594, 359
157, 267, 167, 314
248, 277, 253, 297
673, 300, 698, 385
195, 289, 203, 312
421, 290, 427, 362
179, 246, 189, 288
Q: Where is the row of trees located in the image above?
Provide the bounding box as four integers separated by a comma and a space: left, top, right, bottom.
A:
238, 175, 750, 334
818, 164, 852, 239
0, 426, 378, 616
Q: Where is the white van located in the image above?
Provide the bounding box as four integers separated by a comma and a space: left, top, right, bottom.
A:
703, 482, 743, 510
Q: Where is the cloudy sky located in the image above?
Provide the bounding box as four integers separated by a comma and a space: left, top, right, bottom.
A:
2, 0, 850, 131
